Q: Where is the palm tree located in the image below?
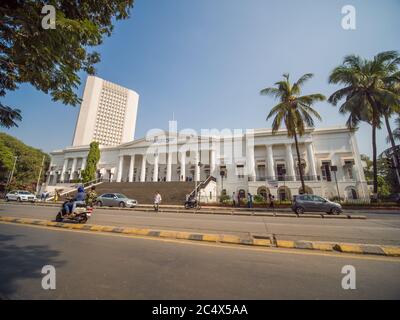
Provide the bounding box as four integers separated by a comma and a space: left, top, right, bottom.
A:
260, 73, 326, 193
392, 117, 400, 142
328, 51, 400, 198
382, 80, 400, 182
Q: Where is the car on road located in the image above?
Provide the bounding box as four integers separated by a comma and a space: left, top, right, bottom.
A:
5, 190, 37, 203
292, 194, 342, 215
96, 193, 138, 208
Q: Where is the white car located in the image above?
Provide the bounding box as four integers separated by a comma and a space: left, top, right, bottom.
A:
5, 190, 37, 203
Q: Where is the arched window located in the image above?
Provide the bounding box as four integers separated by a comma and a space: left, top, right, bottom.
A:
299, 185, 313, 195
278, 186, 291, 201
257, 187, 270, 199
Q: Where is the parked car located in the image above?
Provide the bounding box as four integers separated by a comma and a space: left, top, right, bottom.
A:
292, 194, 342, 215
387, 193, 400, 205
96, 193, 138, 208
5, 190, 37, 203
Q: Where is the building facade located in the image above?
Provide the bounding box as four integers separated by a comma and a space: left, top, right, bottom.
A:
48, 126, 369, 202
72, 76, 139, 147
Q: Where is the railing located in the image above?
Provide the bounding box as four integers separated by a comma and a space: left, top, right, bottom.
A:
46, 178, 105, 201
188, 176, 216, 200
251, 175, 321, 182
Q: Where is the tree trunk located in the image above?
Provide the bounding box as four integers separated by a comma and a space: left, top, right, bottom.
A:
293, 132, 306, 193
372, 122, 378, 198
366, 95, 379, 199
384, 114, 400, 185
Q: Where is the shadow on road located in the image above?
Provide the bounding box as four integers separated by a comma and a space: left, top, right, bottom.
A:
0, 233, 65, 299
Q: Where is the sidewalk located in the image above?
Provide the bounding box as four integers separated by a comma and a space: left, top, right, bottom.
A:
0, 200, 369, 219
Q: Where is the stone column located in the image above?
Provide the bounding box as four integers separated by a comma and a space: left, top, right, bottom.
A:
79, 157, 87, 179
116, 156, 123, 182
61, 158, 68, 182
70, 158, 77, 181
285, 144, 296, 181
210, 149, 216, 177
306, 142, 317, 178
153, 153, 159, 182
246, 145, 256, 181
81, 157, 87, 171
180, 150, 186, 181
140, 154, 147, 182
166, 152, 172, 182
266, 145, 275, 179
194, 151, 200, 182
128, 154, 135, 182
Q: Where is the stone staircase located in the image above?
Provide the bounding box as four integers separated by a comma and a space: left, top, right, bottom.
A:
94, 181, 196, 205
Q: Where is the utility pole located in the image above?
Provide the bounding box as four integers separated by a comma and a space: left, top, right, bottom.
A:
36, 155, 46, 195
6, 156, 18, 192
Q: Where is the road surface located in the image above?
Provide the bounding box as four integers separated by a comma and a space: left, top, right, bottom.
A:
1, 203, 400, 245
0, 222, 399, 299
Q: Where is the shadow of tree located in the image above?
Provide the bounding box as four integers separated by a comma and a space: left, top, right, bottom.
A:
0, 233, 65, 299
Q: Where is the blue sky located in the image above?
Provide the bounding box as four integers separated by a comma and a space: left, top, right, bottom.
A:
2, 0, 400, 156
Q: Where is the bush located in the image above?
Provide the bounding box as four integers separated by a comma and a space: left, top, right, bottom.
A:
219, 194, 231, 204
253, 194, 266, 203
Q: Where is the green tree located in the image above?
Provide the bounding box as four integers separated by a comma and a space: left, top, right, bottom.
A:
0, 0, 135, 128
392, 117, 400, 142
260, 73, 326, 193
81, 142, 100, 183
328, 51, 400, 198
0, 132, 50, 192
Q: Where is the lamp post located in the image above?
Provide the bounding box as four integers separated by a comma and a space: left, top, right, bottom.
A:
6, 156, 18, 192
36, 155, 46, 195
330, 165, 341, 201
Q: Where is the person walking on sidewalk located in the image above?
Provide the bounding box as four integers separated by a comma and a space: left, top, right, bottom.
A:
247, 192, 253, 208
232, 192, 236, 207
269, 194, 275, 209
154, 191, 162, 212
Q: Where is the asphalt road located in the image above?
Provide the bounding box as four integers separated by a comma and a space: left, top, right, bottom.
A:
1, 222, 400, 299
1, 203, 400, 245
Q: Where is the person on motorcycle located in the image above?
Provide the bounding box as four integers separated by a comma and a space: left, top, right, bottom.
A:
64, 186, 86, 215
86, 186, 97, 207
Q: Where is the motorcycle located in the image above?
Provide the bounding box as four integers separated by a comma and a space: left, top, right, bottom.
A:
55, 199, 93, 224
184, 198, 200, 209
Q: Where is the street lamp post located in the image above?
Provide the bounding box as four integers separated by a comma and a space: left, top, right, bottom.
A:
36, 155, 46, 195
6, 156, 18, 192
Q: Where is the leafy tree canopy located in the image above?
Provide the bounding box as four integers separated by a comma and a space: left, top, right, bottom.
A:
0, 0, 135, 128
81, 141, 100, 182
0, 132, 50, 191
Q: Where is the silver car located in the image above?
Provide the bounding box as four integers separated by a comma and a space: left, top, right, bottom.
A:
96, 193, 138, 208
5, 190, 37, 203
292, 194, 342, 215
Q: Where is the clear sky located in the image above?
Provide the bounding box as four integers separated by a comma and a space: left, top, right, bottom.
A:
2, 0, 400, 156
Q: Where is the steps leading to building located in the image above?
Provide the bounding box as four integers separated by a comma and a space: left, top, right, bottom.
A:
94, 182, 196, 205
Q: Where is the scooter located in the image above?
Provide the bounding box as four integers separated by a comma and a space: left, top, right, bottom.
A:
55, 199, 93, 224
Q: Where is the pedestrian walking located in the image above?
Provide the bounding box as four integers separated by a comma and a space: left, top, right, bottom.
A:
54, 189, 59, 202
247, 193, 253, 208
269, 194, 275, 209
154, 191, 162, 212
232, 192, 236, 207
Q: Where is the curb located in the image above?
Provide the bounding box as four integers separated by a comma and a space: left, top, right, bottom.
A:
0, 201, 366, 220
0, 216, 398, 257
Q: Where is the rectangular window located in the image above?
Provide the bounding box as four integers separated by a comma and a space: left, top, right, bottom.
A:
321, 161, 332, 182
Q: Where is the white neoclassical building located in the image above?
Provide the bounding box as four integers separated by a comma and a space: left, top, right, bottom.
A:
48, 125, 369, 202
47, 76, 369, 202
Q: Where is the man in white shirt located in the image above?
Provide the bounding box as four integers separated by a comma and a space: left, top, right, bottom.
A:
154, 191, 162, 212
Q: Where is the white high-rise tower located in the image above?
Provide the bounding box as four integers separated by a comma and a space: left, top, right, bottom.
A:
72, 75, 139, 147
